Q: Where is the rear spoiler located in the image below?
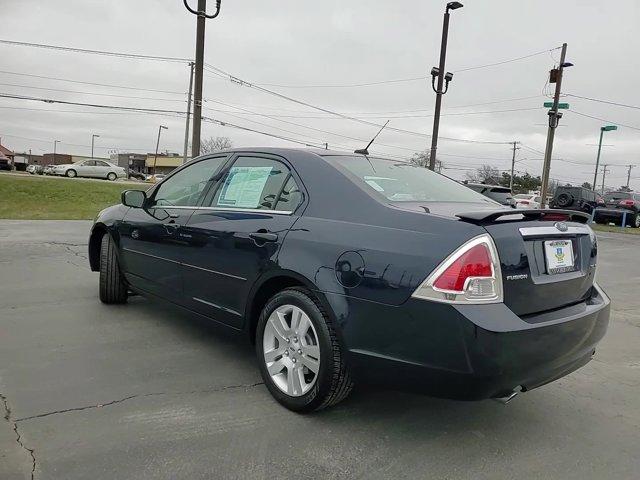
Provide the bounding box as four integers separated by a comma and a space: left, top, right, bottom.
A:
457, 209, 590, 225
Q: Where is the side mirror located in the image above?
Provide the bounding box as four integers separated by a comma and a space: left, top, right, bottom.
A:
121, 190, 146, 208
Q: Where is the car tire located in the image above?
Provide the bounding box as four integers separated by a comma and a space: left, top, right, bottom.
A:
107, 172, 117, 181
66, 169, 77, 178
633, 213, 640, 228
256, 287, 353, 412
99, 234, 128, 304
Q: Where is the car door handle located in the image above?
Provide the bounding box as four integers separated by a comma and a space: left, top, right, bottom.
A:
249, 232, 278, 242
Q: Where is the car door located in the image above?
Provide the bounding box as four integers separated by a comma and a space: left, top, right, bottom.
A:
93, 160, 110, 178
75, 160, 95, 177
118, 155, 228, 302
181, 154, 305, 328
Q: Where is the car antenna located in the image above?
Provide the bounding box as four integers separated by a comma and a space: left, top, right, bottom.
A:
354, 120, 390, 155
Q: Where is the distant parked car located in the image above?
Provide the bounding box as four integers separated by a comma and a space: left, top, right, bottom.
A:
465, 183, 516, 208
514, 193, 541, 209
52, 159, 126, 181
128, 169, 146, 181
594, 191, 640, 227
0, 155, 12, 171
43, 164, 56, 175
549, 186, 600, 214
147, 174, 166, 183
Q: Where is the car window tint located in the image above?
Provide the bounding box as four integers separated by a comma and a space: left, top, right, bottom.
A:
95, 161, 109, 167
83, 160, 96, 166
274, 176, 303, 212
210, 157, 291, 210
329, 156, 492, 204
152, 157, 226, 207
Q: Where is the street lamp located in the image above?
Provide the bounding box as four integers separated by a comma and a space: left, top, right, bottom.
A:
152, 125, 168, 175
428, 1, 463, 171
592, 125, 617, 192
53, 140, 60, 164
91, 134, 100, 160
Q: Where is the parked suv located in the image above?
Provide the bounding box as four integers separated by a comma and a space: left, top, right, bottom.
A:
550, 186, 600, 214
594, 191, 640, 227
464, 183, 516, 208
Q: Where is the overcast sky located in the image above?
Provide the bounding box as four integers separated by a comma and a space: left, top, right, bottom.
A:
1, 0, 639, 189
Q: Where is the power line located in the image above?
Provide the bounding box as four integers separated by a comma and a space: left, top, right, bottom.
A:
569, 110, 640, 132
0, 69, 185, 95
0, 82, 187, 103
564, 93, 640, 111
203, 64, 511, 145
0, 39, 191, 64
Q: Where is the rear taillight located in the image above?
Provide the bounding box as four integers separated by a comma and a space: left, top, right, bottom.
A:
412, 235, 503, 304
619, 199, 634, 207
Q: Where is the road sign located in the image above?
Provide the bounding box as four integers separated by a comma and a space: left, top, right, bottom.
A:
544, 102, 570, 109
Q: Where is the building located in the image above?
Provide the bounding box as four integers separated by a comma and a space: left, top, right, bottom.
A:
110, 153, 147, 176
41, 153, 109, 165
146, 152, 186, 175
0, 142, 15, 169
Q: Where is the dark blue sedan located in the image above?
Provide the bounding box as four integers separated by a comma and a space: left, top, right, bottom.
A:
88, 148, 610, 412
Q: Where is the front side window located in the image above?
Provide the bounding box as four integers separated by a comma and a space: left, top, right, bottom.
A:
210, 157, 292, 210
95, 160, 109, 167
329, 156, 493, 204
152, 156, 226, 207
82, 160, 96, 166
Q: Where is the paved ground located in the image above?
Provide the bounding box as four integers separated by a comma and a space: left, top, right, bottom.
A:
1, 220, 639, 480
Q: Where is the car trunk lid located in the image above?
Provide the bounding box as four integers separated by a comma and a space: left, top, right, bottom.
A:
457, 209, 596, 317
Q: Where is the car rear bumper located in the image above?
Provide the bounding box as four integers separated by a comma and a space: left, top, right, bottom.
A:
336, 285, 610, 400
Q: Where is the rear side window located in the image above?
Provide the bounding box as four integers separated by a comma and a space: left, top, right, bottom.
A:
328, 156, 492, 203
210, 157, 292, 210
274, 176, 303, 211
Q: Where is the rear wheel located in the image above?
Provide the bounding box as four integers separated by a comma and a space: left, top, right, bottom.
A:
632, 213, 640, 228
99, 234, 128, 304
66, 169, 77, 178
256, 288, 353, 412
107, 172, 117, 181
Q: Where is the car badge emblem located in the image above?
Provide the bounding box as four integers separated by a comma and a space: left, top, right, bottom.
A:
554, 222, 568, 232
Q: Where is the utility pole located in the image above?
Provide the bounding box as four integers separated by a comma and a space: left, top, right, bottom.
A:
184, 0, 222, 159
53, 140, 59, 164
539, 43, 570, 209
601, 164, 610, 194
509, 141, 520, 191
152, 125, 168, 175
183, 62, 195, 164
428, 1, 463, 171
626, 164, 635, 189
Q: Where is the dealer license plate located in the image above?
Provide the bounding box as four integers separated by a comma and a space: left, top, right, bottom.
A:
544, 239, 575, 274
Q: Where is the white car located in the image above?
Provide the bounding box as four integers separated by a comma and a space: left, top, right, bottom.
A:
53, 160, 126, 181
513, 193, 541, 209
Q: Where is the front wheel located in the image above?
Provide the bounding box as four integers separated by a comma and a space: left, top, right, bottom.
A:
66, 169, 77, 178
256, 288, 353, 412
99, 234, 128, 304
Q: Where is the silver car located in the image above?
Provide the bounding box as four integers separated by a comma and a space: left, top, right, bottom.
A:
53, 160, 127, 181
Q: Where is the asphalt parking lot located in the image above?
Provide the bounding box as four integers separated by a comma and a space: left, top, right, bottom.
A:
1, 220, 639, 480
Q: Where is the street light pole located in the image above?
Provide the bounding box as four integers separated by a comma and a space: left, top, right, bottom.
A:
152, 125, 168, 175
184, 0, 222, 159
539, 43, 570, 209
428, 1, 463, 171
91, 134, 100, 160
626, 164, 635, 189
53, 140, 59, 164
592, 125, 617, 191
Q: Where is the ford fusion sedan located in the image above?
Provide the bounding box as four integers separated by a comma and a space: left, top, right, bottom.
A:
88, 148, 610, 412
54, 159, 126, 180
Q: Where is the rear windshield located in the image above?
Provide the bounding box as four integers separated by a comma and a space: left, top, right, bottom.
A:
327, 156, 492, 203
486, 189, 513, 204
605, 192, 631, 201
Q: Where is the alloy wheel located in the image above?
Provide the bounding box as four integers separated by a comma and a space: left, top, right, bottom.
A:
262, 304, 320, 397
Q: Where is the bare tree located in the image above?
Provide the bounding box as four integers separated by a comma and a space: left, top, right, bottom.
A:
410, 150, 443, 172
200, 136, 233, 154
466, 164, 500, 184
